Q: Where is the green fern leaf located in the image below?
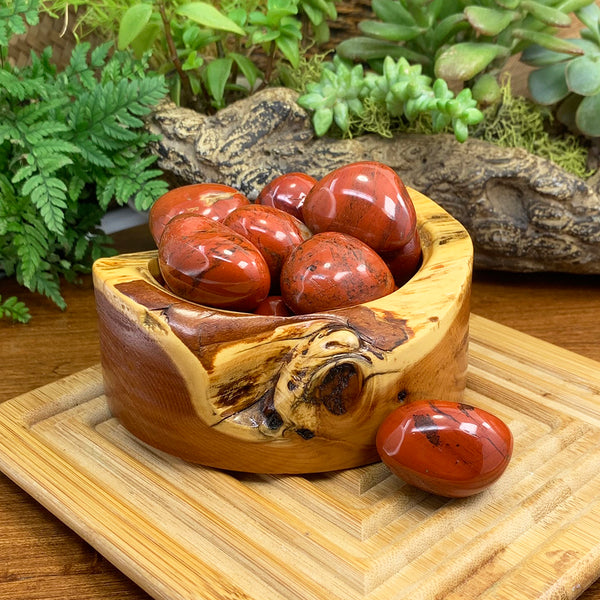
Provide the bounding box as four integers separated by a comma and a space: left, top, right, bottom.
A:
76, 143, 114, 168
13, 224, 46, 288
67, 175, 86, 202
19, 118, 71, 139
31, 271, 67, 310
0, 173, 15, 208
98, 179, 116, 210
11, 163, 37, 183
0, 295, 31, 323
90, 42, 112, 69
64, 42, 95, 86
15, 99, 70, 126
0, 122, 20, 143
101, 119, 138, 142
0, 69, 46, 101
20, 174, 68, 233
33, 154, 74, 175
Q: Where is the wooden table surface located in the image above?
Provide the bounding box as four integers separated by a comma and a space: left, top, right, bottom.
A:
1, 223, 599, 600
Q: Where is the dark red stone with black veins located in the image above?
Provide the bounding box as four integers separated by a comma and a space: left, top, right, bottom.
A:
376, 400, 513, 498
223, 204, 312, 287
256, 172, 317, 221
280, 231, 396, 315
302, 161, 417, 253
158, 213, 271, 311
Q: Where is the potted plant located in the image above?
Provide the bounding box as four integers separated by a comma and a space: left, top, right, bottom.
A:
107, 0, 600, 274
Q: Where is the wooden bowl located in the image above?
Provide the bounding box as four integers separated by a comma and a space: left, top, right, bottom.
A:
93, 188, 473, 474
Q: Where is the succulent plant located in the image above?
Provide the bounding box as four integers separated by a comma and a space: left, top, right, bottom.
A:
297, 54, 483, 141
522, 3, 600, 137
336, 0, 594, 102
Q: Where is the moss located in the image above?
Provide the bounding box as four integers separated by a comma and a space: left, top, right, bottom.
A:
277, 52, 332, 94
475, 75, 594, 179
347, 97, 394, 138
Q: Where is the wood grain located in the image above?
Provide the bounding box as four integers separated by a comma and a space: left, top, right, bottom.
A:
92, 189, 472, 473
1, 225, 600, 600
2, 315, 600, 600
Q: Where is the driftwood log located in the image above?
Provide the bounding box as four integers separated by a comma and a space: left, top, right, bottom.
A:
93, 189, 472, 474
147, 87, 600, 274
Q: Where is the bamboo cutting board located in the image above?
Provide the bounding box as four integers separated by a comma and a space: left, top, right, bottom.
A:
1, 314, 600, 600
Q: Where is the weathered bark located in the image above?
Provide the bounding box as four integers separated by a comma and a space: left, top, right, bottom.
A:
147, 87, 600, 274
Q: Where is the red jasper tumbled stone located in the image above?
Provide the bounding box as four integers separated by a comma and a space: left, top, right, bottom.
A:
257, 172, 317, 221
302, 161, 417, 253
280, 232, 396, 314
149, 183, 250, 245
380, 229, 422, 287
376, 400, 513, 498
158, 214, 270, 311
253, 295, 292, 316
223, 204, 312, 287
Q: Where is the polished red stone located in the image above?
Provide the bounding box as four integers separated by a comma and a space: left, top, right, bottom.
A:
223, 204, 312, 287
280, 232, 395, 314
380, 229, 422, 287
256, 172, 317, 221
253, 295, 292, 316
302, 161, 417, 253
376, 400, 513, 498
149, 183, 250, 245
158, 214, 270, 311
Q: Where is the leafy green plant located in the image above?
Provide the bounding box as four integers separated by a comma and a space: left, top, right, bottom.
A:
297, 0, 337, 44
0, 295, 30, 323
51, 0, 336, 113
0, 0, 169, 322
336, 0, 594, 101
247, 0, 302, 82
297, 54, 483, 141
522, 3, 600, 137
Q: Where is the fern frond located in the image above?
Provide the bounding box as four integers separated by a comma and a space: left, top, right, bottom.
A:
1, 8, 168, 319
20, 174, 68, 234
17, 102, 72, 128
0, 70, 46, 101
29, 270, 67, 310
0, 121, 20, 144
90, 42, 112, 69
67, 174, 86, 202
13, 221, 49, 288
63, 42, 98, 91
76, 142, 114, 168
0, 0, 38, 46
0, 295, 31, 323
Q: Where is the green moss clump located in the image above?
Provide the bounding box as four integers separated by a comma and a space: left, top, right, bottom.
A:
277, 52, 332, 94
475, 76, 594, 179
347, 97, 394, 138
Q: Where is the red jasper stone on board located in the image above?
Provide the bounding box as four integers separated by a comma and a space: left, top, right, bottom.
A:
158, 214, 270, 311
280, 232, 396, 314
256, 172, 317, 221
376, 400, 513, 498
149, 183, 250, 245
302, 161, 417, 253
223, 204, 312, 287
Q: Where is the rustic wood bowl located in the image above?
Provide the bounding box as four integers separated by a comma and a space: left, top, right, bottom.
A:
93, 188, 473, 474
